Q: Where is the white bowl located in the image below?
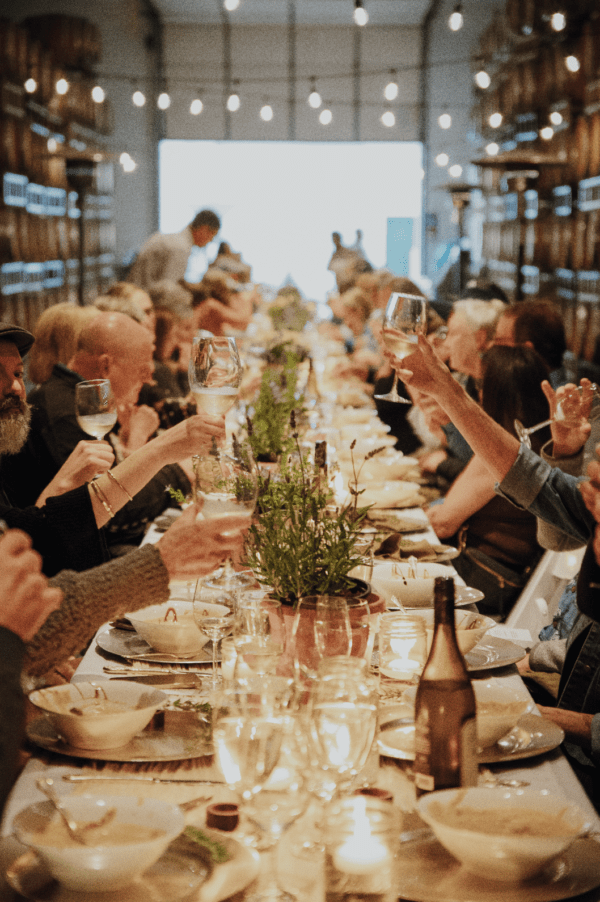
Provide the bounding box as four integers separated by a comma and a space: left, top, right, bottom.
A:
411, 609, 496, 656
472, 678, 531, 747
127, 600, 214, 656
417, 787, 588, 882
360, 455, 419, 482
28, 681, 166, 750
371, 560, 458, 607
13, 794, 185, 892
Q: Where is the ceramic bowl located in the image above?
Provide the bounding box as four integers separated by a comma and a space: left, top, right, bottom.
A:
371, 560, 458, 607
360, 455, 419, 482
417, 787, 588, 882
127, 600, 215, 655
28, 681, 166, 750
472, 677, 532, 746
411, 609, 496, 655
13, 794, 185, 892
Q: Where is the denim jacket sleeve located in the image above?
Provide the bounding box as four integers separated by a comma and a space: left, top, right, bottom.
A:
495, 444, 595, 547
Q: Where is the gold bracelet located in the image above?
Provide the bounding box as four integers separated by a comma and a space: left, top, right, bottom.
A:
89, 478, 115, 519
106, 468, 134, 501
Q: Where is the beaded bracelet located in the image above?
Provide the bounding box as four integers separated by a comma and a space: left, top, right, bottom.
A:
89, 478, 115, 518
106, 468, 134, 501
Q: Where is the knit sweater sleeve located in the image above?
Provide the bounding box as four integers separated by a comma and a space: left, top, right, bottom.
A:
24, 545, 170, 680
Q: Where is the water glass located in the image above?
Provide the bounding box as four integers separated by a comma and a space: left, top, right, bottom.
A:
378, 613, 427, 702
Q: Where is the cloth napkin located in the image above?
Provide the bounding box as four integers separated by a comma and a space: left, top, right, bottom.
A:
374, 535, 457, 562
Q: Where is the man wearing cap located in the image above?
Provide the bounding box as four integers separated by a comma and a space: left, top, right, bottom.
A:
128, 209, 221, 292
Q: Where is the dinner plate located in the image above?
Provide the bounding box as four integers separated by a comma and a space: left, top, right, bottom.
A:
6, 830, 259, 902
464, 636, 526, 671
387, 585, 485, 611
378, 713, 564, 765
26, 710, 212, 763
395, 835, 600, 902
97, 627, 215, 665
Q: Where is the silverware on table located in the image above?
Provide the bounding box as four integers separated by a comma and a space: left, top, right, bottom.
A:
62, 774, 223, 785
103, 671, 204, 688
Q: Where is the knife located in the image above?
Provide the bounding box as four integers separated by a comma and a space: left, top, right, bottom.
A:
62, 774, 223, 785
103, 670, 204, 688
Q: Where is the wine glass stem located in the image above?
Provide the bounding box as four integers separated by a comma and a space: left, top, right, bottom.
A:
212, 637, 220, 681
389, 371, 401, 400
527, 416, 553, 438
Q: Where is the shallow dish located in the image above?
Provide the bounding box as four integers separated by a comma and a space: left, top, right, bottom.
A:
127, 601, 225, 656
28, 681, 167, 751
417, 787, 589, 882
12, 794, 185, 892
411, 609, 496, 656
473, 677, 532, 746
371, 560, 458, 606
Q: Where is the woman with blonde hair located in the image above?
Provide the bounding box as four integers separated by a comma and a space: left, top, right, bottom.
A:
28, 304, 100, 386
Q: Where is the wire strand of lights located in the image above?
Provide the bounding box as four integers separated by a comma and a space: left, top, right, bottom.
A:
319, 108, 332, 125
132, 88, 146, 107
260, 101, 273, 121
384, 70, 398, 101
190, 96, 203, 115
308, 77, 322, 108
157, 91, 171, 109
354, 0, 368, 27
448, 3, 464, 31
224, 0, 240, 10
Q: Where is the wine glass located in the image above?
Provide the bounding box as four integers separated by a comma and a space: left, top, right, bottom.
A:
193, 583, 236, 690
314, 596, 351, 661
75, 379, 117, 439
233, 596, 285, 680
193, 437, 259, 588
374, 293, 428, 404
514, 382, 600, 448
188, 335, 242, 416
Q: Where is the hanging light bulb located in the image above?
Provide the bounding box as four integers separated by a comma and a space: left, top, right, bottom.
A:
550, 12, 566, 31
157, 91, 171, 110
120, 152, 137, 173
91, 85, 105, 103
384, 70, 398, 101
25, 76, 37, 93
565, 55, 580, 73
190, 97, 203, 115
381, 110, 395, 127
489, 111, 503, 128
319, 108, 332, 125
438, 112, 452, 129
47, 137, 58, 153
475, 69, 491, 89
435, 153, 449, 167
308, 78, 322, 108
227, 89, 241, 112
540, 126, 554, 140
486, 142, 499, 155
56, 77, 69, 95
224, 0, 240, 9
260, 102, 274, 121
132, 89, 146, 107
550, 110, 563, 125
354, 0, 368, 27
449, 164, 463, 177
448, 3, 464, 31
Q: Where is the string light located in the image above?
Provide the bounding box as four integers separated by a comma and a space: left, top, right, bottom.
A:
25, 77, 37, 93
132, 89, 146, 107
550, 12, 566, 31
47, 137, 58, 153
120, 152, 136, 172
449, 163, 463, 177
565, 55, 580, 73
56, 77, 69, 95
224, 0, 240, 9
550, 110, 563, 125
319, 108, 332, 125
190, 97, 203, 115
227, 88, 241, 111
260, 102, 274, 121
438, 112, 452, 129
92, 85, 105, 103
448, 3, 464, 31
474, 69, 491, 89
157, 91, 171, 109
381, 110, 395, 127
489, 112, 502, 128
384, 70, 398, 101
540, 126, 554, 140
485, 142, 499, 155
308, 78, 322, 108
435, 153, 449, 167
354, 0, 368, 27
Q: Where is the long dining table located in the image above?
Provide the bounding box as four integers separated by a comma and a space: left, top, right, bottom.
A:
2, 502, 600, 902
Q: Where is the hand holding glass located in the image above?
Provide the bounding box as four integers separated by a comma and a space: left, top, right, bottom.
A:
75, 379, 117, 439
188, 336, 242, 415
374, 293, 428, 405
515, 381, 599, 447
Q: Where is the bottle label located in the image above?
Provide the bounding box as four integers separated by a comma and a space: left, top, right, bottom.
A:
460, 716, 478, 788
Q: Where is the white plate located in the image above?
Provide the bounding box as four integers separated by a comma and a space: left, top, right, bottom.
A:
395, 835, 600, 902
97, 628, 215, 665
6, 830, 259, 902
465, 636, 526, 671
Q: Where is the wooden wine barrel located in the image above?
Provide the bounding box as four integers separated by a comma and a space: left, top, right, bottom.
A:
0, 208, 19, 264
0, 117, 21, 174
557, 217, 573, 271
520, 57, 536, 112
16, 210, 31, 263
536, 44, 556, 109
583, 209, 600, 272
574, 116, 590, 183
81, 20, 102, 67
20, 124, 34, 181
570, 211, 588, 272
0, 19, 19, 77
505, 0, 539, 38
588, 112, 600, 178
24, 15, 101, 71
39, 49, 54, 105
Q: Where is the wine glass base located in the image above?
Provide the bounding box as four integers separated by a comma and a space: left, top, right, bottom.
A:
374, 392, 411, 404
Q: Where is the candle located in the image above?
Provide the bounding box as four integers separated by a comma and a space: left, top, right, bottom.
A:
332, 797, 391, 875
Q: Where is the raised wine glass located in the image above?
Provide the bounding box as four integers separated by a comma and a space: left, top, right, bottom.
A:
374, 293, 428, 404
75, 379, 117, 439
188, 335, 243, 416
514, 381, 599, 448
193, 583, 236, 691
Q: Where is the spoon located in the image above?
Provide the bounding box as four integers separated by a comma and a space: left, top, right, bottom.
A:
36, 778, 92, 846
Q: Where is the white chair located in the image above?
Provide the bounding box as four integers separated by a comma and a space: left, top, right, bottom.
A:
505, 547, 586, 639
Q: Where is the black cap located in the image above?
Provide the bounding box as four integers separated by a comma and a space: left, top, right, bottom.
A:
0, 323, 35, 356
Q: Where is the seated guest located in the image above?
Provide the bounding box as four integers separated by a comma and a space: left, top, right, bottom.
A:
101, 282, 155, 331
0, 322, 225, 574
184, 270, 253, 336
426, 345, 548, 618
27, 303, 99, 387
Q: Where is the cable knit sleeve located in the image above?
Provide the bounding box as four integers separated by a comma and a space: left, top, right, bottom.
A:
24, 545, 170, 680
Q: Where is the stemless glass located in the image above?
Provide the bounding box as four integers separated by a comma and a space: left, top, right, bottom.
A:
233, 596, 285, 680
188, 335, 243, 416
75, 379, 117, 439
314, 597, 351, 661
192, 583, 236, 690
374, 293, 428, 404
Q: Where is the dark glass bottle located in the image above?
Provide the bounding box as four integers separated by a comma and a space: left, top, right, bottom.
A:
413, 576, 477, 796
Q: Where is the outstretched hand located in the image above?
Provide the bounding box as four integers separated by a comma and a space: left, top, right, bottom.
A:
542, 379, 593, 458
156, 503, 249, 581
390, 333, 454, 398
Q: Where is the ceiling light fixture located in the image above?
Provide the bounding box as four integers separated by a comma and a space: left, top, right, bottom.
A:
319, 108, 332, 125
448, 3, 464, 31
308, 78, 322, 108
132, 89, 146, 107
550, 110, 563, 125
435, 153, 449, 167
485, 142, 499, 155
190, 97, 203, 115
489, 112, 502, 128
384, 70, 398, 101
550, 12, 566, 31
438, 112, 452, 129
260, 102, 274, 121
475, 68, 491, 89
91, 85, 105, 103
56, 77, 69, 95
449, 163, 463, 177
157, 91, 171, 110
381, 110, 395, 127
565, 55, 580, 73
25, 77, 37, 93
354, 0, 368, 27
227, 89, 241, 112
540, 126, 554, 140
224, 0, 240, 9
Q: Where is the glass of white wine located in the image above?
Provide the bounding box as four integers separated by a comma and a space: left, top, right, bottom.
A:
193, 583, 236, 690
189, 336, 242, 416
374, 293, 428, 404
75, 379, 118, 439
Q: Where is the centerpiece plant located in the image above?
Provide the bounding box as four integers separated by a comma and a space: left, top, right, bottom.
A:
247, 345, 303, 462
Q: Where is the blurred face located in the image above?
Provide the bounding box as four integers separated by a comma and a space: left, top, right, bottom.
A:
106, 329, 155, 405
0, 341, 31, 453
494, 313, 517, 347
192, 225, 218, 248
443, 312, 483, 378
133, 290, 155, 332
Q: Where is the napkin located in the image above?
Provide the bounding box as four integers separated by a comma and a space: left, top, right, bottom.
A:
365, 512, 429, 533
374, 535, 457, 562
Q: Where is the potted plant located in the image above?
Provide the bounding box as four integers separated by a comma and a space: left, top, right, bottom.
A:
247, 346, 302, 463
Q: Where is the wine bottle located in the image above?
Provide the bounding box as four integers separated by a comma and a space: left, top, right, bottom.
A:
413, 576, 477, 796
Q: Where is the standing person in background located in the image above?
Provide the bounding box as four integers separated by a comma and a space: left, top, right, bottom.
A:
128, 209, 221, 292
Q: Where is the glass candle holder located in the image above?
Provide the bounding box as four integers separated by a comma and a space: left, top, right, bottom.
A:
325, 795, 400, 902
378, 613, 427, 701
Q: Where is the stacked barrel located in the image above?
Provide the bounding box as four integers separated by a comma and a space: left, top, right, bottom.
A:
0, 15, 115, 328
473, 0, 600, 353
